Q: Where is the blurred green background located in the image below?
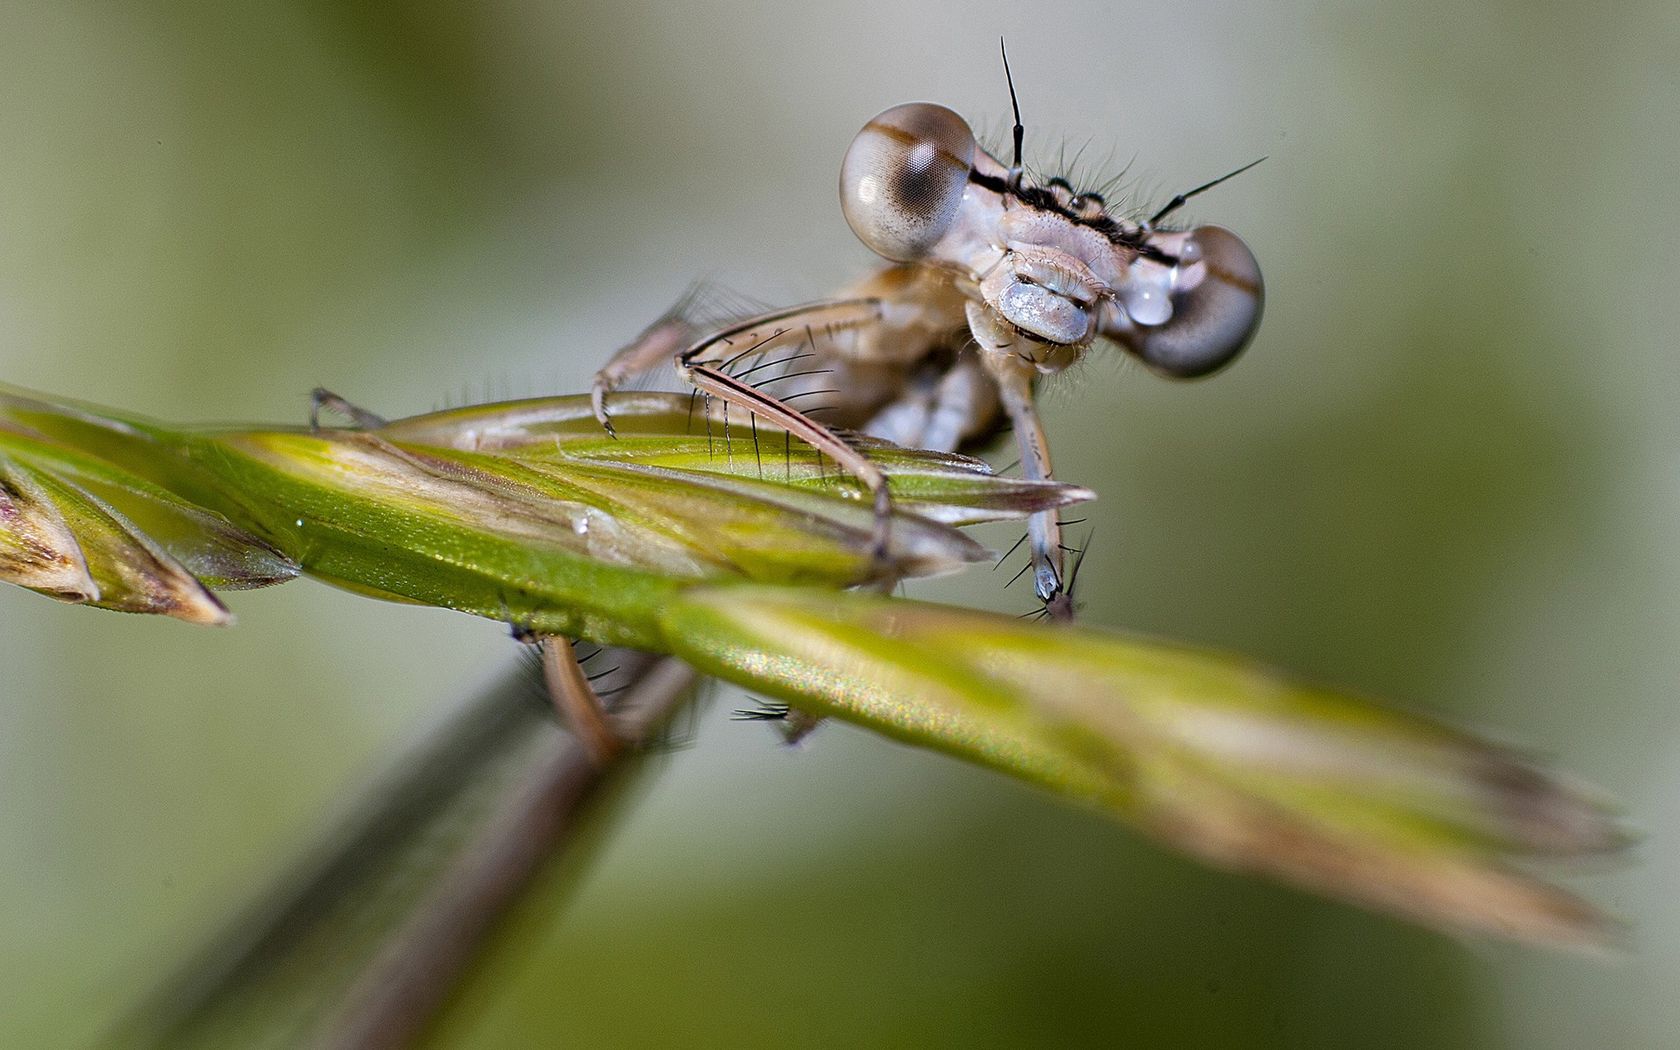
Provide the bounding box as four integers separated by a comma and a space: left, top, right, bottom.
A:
1, 1, 1674, 1046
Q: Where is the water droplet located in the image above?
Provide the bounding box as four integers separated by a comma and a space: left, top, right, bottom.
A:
1122, 272, 1173, 326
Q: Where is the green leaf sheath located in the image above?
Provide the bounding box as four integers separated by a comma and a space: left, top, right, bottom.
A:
0, 386, 1624, 946
662, 585, 1624, 949
0, 389, 1083, 640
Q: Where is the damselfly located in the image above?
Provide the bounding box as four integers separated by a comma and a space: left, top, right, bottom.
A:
592, 48, 1263, 618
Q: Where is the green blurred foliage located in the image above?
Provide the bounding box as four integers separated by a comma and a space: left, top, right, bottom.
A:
1, 1, 1674, 1047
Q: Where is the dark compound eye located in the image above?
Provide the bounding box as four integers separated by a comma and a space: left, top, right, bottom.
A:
1117, 226, 1263, 378
840, 103, 977, 262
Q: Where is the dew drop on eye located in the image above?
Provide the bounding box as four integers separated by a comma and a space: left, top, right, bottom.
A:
1122, 271, 1173, 326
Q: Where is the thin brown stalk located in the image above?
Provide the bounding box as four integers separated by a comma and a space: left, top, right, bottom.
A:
114, 652, 697, 1050
314, 656, 696, 1050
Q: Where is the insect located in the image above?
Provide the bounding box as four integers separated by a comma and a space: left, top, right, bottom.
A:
592, 48, 1263, 618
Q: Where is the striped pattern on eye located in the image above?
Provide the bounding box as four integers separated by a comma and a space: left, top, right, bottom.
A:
840, 103, 977, 262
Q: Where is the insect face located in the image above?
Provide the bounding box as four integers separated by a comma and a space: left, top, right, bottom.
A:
977, 209, 1126, 358
840, 102, 1262, 379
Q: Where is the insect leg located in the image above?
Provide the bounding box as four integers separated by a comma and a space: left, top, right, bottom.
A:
684, 362, 892, 553
730, 700, 826, 741
676, 299, 898, 561
590, 314, 701, 437
860, 353, 1000, 453
537, 634, 622, 765
922, 355, 1002, 452
966, 304, 1071, 620
310, 388, 388, 432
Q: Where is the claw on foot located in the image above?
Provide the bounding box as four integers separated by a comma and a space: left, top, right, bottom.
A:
1034, 561, 1076, 623
864, 484, 899, 592
310, 388, 388, 432
590, 383, 619, 439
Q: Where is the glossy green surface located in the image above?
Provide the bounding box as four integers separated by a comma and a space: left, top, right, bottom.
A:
1, 3, 1671, 1048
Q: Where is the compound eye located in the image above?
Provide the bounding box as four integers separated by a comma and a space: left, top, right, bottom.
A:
840, 103, 976, 262
1126, 226, 1263, 378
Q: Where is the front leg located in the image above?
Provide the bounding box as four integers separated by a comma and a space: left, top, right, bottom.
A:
966, 303, 1072, 621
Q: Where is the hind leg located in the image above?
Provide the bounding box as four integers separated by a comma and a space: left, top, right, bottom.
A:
536, 635, 622, 765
